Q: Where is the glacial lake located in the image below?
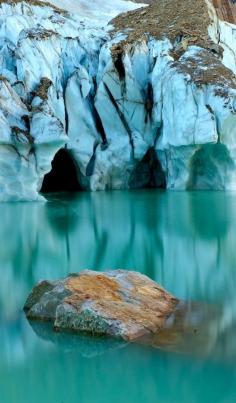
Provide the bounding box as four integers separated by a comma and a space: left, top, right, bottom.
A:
1, 190, 236, 403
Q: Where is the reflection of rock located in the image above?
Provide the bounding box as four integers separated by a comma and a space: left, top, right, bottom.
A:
30, 321, 127, 358
24, 270, 178, 341
143, 301, 222, 357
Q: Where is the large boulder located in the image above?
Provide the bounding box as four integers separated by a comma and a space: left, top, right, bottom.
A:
24, 269, 178, 341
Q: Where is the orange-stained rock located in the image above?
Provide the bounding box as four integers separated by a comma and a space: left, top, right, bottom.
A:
24, 270, 178, 341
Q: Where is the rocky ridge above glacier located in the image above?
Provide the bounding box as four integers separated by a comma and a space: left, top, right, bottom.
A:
0, 0, 236, 200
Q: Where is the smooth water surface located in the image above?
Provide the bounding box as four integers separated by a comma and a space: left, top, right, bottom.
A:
1, 190, 236, 403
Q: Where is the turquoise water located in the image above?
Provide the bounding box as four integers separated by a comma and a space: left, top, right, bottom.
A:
1, 190, 236, 403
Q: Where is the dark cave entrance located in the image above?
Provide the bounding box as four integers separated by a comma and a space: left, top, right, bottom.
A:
129, 147, 166, 189
40, 148, 82, 193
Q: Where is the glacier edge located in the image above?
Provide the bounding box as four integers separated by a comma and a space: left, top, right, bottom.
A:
0, 0, 235, 200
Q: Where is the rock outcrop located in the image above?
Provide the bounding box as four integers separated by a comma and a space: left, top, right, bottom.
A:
0, 0, 236, 199
24, 270, 178, 340
24, 269, 223, 354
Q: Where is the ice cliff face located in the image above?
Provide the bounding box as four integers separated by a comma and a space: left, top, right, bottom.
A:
0, 0, 236, 200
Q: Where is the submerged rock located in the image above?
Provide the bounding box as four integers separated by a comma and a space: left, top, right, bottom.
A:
24, 270, 178, 340
0, 0, 236, 199
28, 299, 222, 358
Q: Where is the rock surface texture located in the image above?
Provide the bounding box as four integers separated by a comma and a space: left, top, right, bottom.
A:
24, 270, 178, 340
0, 0, 236, 199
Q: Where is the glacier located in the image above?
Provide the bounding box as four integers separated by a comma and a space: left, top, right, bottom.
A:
0, 0, 235, 200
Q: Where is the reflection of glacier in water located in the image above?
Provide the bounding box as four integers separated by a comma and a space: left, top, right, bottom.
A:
1, 191, 236, 403
1, 190, 235, 301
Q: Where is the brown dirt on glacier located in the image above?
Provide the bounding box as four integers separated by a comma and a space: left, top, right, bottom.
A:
111, 0, 236, 92
0, 0, 67, 14
112, 0, 212, 50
